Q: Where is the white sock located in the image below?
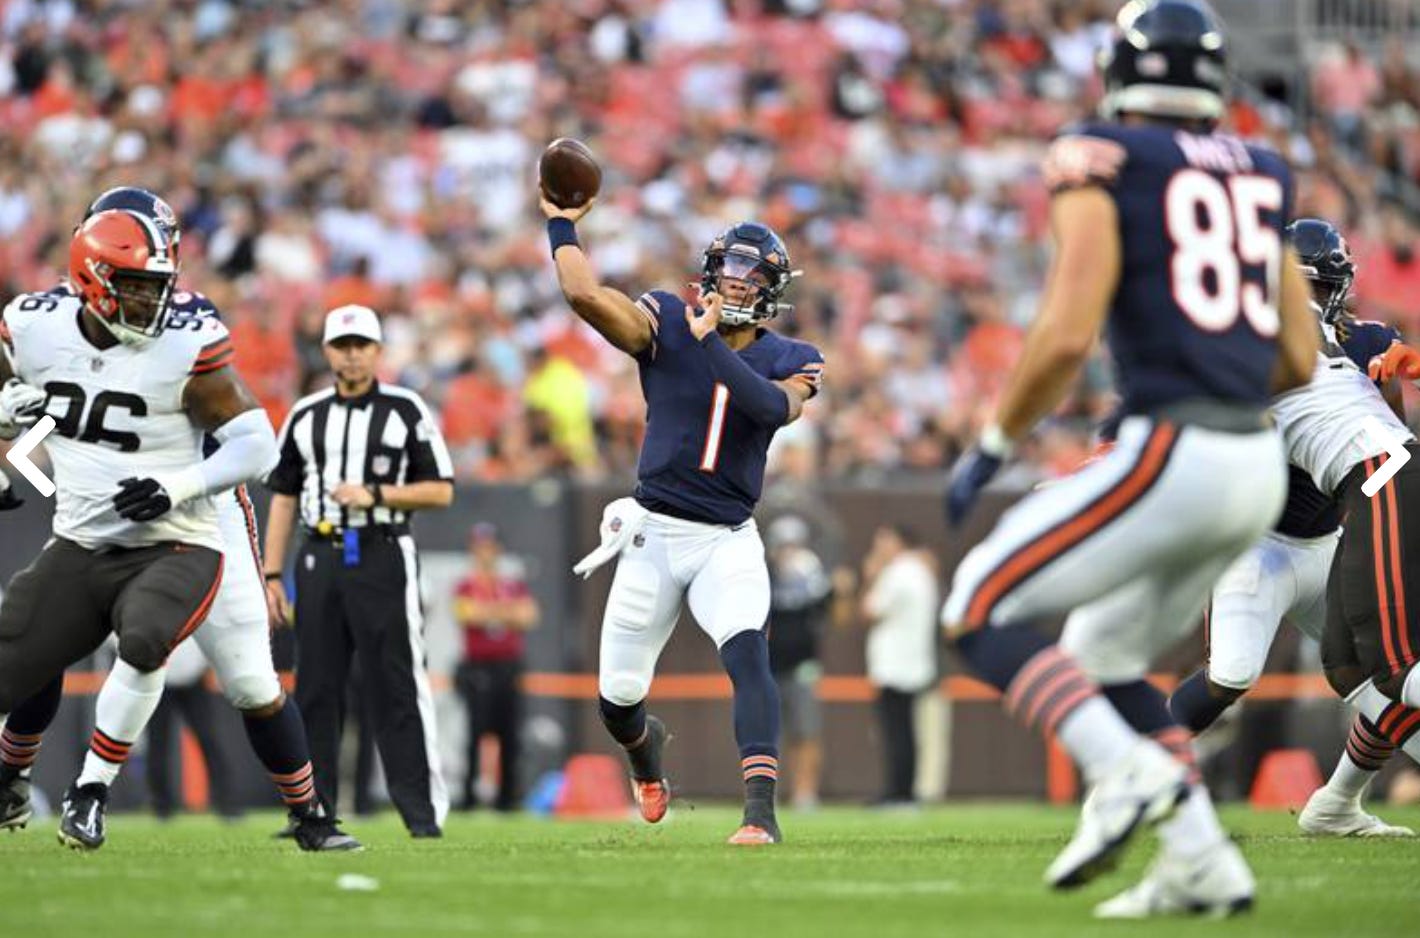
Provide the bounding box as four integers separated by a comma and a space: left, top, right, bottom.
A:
1348, 680, 1420, 762
1055, 697, 1140, 783
76, 660, 166, 788
1158, 783, 1226, 857
1405, 668, 1420, 709
1324, 751, 1374, 800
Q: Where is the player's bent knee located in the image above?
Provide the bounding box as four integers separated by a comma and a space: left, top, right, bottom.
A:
117, 631, 172, 673
600, 672, 650, 707
223, 673, 282, 711
1373, 669, 1409, 702
1325, 665, 1367, 699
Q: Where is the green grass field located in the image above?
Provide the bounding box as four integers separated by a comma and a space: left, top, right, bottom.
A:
2, 803, 1417, 938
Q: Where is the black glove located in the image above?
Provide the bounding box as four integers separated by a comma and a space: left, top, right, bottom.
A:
945, 427, 1015, 528
0, 473, 20, 512
113, 477, 173, 522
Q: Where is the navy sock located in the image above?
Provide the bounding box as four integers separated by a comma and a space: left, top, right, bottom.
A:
1167, 669, 1235, 733
599, 696, 661, 780
0, 674, 65, 780
719, 630, 780, 804
1102, 680, 1174, 735
241, 696, 317, 811
953, 623, 1053, 692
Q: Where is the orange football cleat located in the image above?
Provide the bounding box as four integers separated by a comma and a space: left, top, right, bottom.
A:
633, 778, 670, 823
727, 824, 779, 846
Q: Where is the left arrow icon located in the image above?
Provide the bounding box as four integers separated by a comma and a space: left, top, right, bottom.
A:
6, 415, 55, 497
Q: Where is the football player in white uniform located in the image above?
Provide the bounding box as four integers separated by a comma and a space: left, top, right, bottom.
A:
0, 190, 357, 851
1165, 219, 1414, 837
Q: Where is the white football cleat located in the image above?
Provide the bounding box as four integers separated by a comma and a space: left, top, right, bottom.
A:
1094, 839, 1255, 919
1298, 786, 1415, 838
1045, 739, 1189, 890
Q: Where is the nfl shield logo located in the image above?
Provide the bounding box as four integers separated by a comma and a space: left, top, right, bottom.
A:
610, 517, 623, 533
372, 455, 391, 477
91, 358, 104, 372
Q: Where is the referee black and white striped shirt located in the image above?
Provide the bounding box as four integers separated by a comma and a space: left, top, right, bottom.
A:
267, 383, 454, 531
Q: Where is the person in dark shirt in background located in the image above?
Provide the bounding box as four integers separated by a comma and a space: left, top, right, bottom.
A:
766, 515, 853, 811
453, 523, 539, 812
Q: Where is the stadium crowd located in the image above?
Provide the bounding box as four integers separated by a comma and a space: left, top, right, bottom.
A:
1, 0, 1418, 483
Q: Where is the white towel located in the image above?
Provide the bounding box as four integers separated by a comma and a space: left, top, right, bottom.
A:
572, 496, 649, 579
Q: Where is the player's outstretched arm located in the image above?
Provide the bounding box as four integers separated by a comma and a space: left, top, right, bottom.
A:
1271, 247, 1321, 394
994, 187, 1120, 441
111, 365, 277, 522
540, 194, 653, 357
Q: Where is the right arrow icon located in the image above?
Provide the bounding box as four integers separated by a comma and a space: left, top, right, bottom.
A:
1361, 416, 1411, 498
6, 414, 55, 498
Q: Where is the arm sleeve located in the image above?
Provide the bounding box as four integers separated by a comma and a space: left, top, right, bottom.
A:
163, 408, 278, 504
700, 332, 790, 427
403, 396, 456, 483
265, 410, 306, 495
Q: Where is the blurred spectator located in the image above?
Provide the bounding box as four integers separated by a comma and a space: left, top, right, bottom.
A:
453, 523, 540, 812
765, 514, 853, 811
0, 0, 1416, 485
859, 523, 938, 807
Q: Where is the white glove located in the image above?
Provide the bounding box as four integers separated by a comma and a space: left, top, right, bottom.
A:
572, 496, 649, 579
0, 378, 45, 440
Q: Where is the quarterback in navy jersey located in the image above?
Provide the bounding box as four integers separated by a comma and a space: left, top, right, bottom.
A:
940, 0, 1321, 917
542, 189, 822, 846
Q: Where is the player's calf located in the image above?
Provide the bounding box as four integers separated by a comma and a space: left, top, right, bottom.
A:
599, 695, 672, 822
720, 630, 782, 845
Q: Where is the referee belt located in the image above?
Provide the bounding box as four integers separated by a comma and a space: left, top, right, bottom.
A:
303, 522, 410, 544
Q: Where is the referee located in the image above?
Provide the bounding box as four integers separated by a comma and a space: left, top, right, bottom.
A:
263, 304, 454, 837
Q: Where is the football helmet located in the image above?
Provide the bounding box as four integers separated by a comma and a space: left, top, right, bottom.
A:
69, 210, 178, 345
700, 222, 797, 326
1285, 218, 1354, 324
1098, 0, 1228, 122
84, 186, 182, 258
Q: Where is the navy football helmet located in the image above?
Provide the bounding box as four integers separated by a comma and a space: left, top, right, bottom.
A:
84, 187, 181, 258
1285, 218, 1355, 324
1098, 0, 1228, 122
700, 222, 797, 326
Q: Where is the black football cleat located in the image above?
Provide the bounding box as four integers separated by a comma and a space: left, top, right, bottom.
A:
290, 804, 363, 852
0, 770, 32, 831
58, 782, 109, 851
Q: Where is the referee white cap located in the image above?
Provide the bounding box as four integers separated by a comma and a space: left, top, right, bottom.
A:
323, 304, 383, 345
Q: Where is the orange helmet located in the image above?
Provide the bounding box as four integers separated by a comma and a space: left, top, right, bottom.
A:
68, 209, 178, 345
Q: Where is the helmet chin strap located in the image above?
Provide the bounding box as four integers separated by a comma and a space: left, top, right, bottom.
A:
90, 308, 154, 347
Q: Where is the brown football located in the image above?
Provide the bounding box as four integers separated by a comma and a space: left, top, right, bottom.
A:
539, 138, 602, 209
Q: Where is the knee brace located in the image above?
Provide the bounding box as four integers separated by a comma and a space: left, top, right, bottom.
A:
222, 671, 282, 711
599, 671, 650, 708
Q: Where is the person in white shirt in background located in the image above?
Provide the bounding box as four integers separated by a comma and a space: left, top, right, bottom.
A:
860, 524, 940, 806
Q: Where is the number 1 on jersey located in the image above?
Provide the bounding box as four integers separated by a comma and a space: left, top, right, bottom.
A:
699, 382, 730, 473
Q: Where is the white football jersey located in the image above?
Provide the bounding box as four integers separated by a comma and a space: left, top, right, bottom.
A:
1, 289, 231, 551
1271, 326, 1414, 497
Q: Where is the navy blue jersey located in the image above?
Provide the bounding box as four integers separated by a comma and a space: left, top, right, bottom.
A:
1046, 122, 1294, 415
1276, 319, 1400, 538
631, 290, 824, 526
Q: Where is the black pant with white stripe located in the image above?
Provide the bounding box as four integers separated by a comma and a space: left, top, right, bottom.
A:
294, 532, 448, 832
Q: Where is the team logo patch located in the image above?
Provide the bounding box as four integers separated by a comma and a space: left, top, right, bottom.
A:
372, 455, 391, 477
610, 517, 623, 533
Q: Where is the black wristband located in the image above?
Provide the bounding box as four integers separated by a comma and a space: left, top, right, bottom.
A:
264, 571, 283, 582
547, 217, 579, 256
